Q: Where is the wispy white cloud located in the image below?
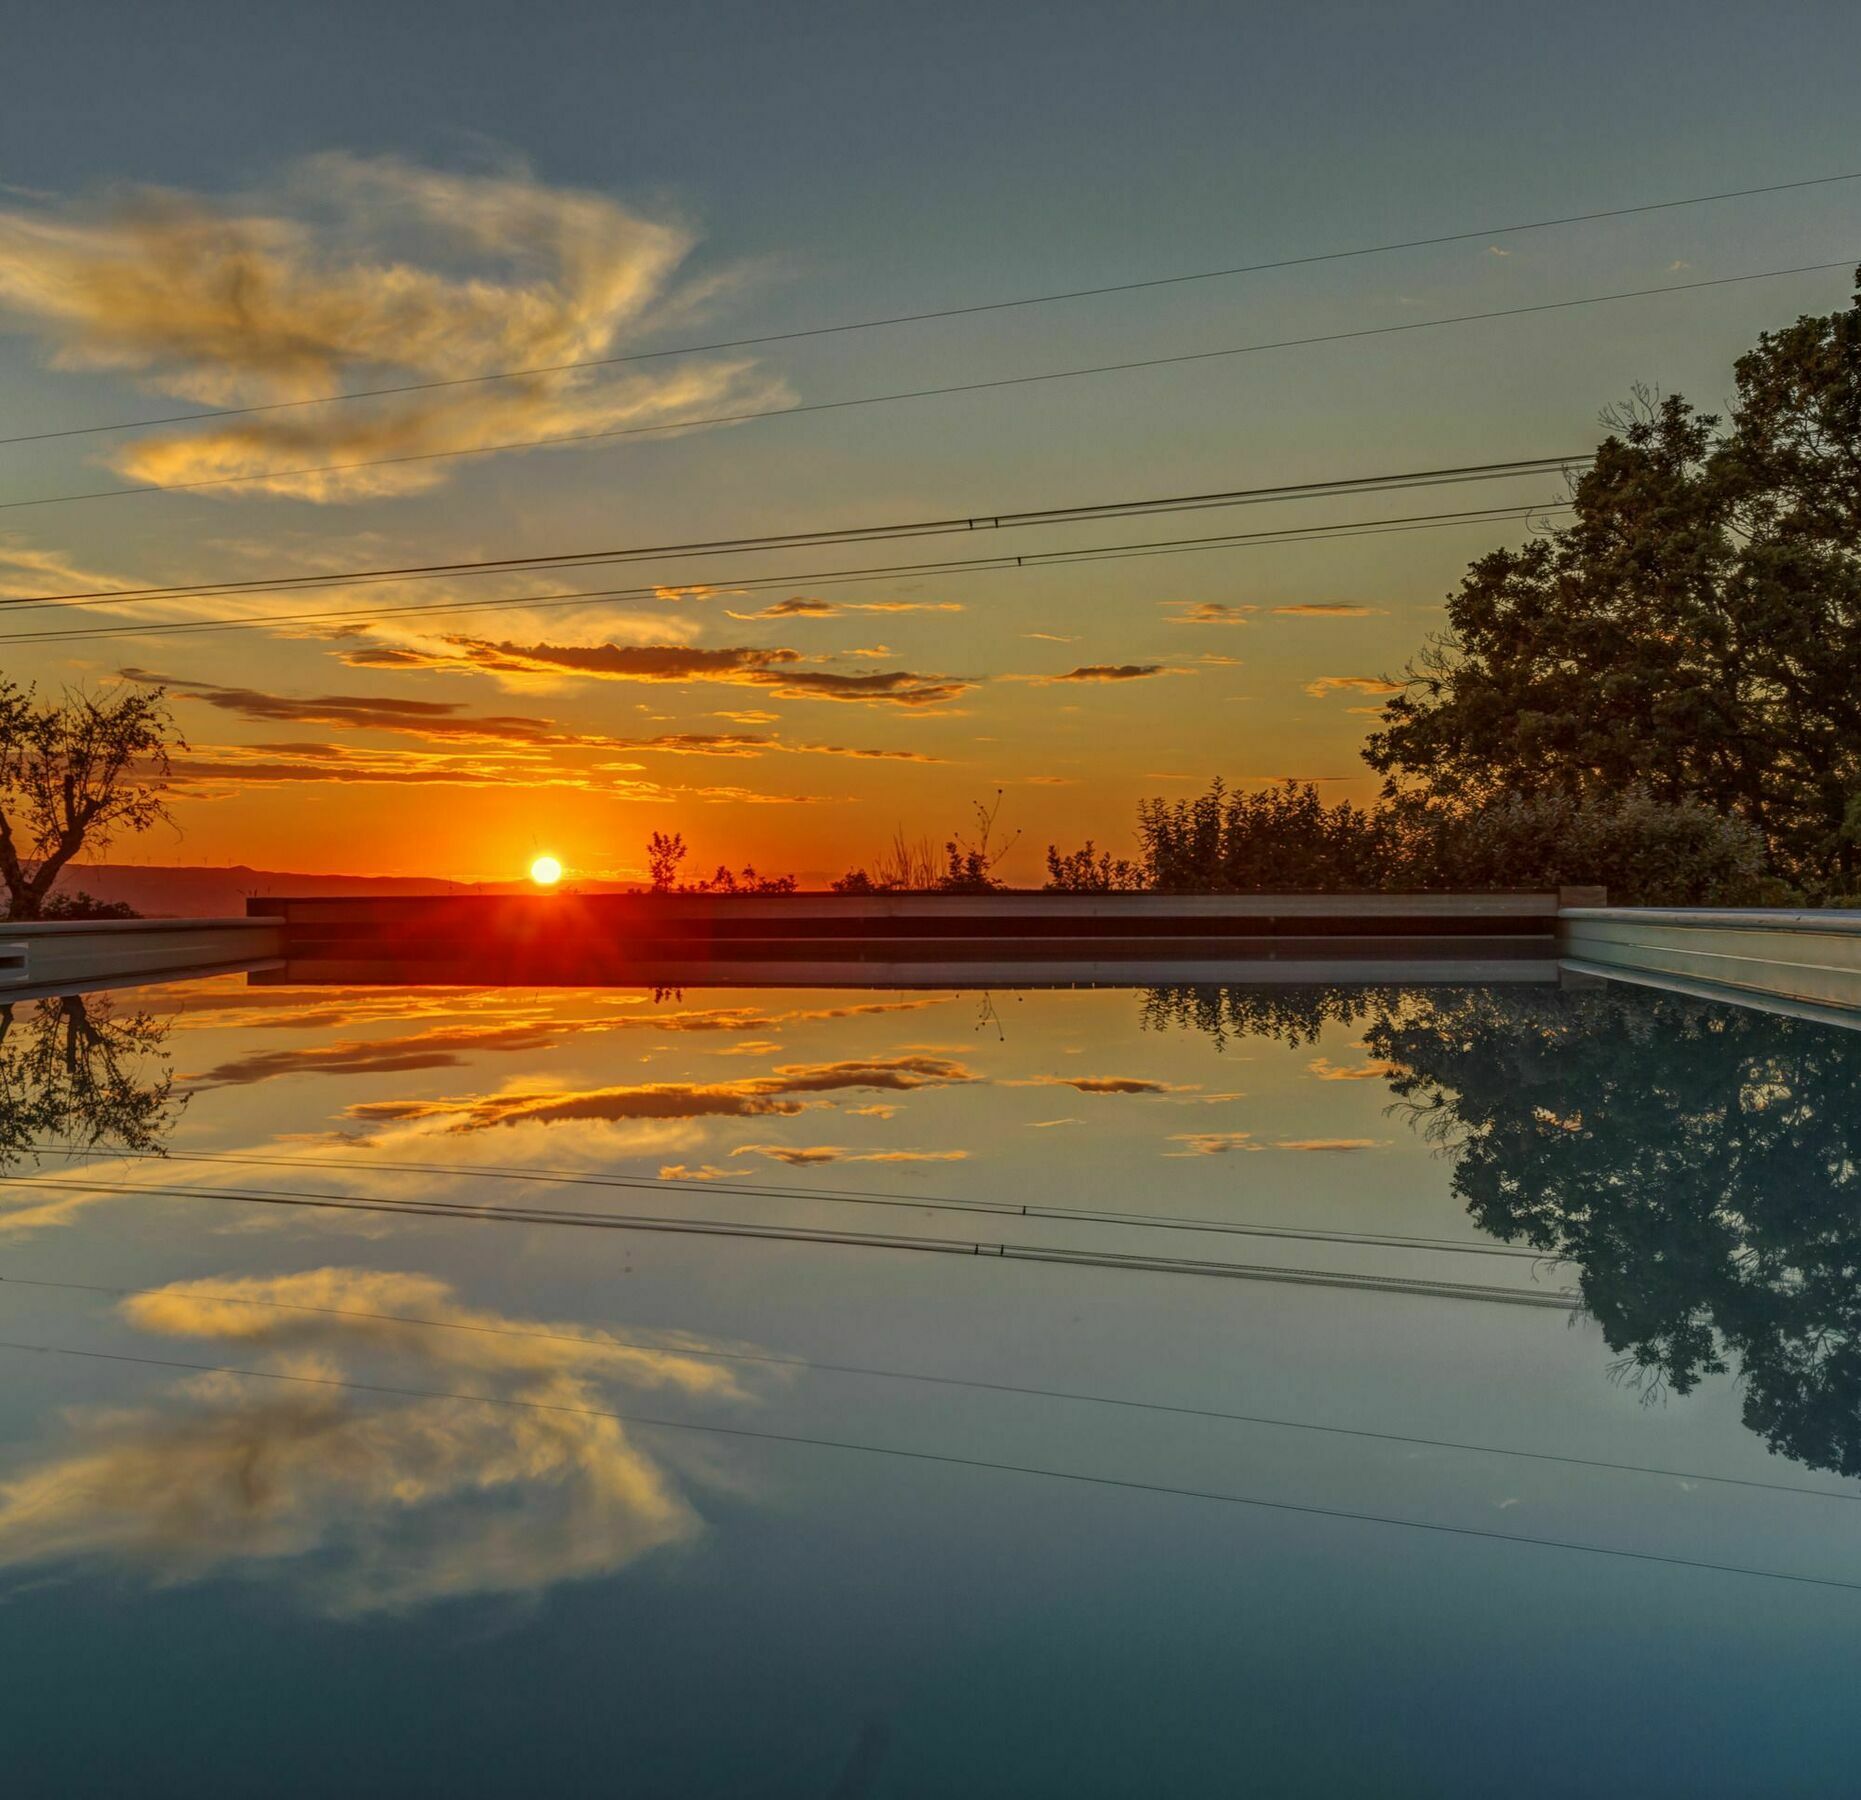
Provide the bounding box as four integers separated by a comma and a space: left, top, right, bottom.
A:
0, 154, 786, 501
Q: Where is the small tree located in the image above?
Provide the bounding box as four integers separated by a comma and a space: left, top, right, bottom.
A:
645, 830, 687, 892
0, 683, 180, 921
937, 791, 1020, 893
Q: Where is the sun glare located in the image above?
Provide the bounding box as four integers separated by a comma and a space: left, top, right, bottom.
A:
529, 855, 563, 887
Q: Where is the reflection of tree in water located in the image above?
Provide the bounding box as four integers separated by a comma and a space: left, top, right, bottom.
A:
0, 992, 180, 1167
1145, 982, 1861, 1476
1140, 982, 1398, 1051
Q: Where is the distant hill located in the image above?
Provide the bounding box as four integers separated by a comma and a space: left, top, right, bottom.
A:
47, 862, 850, 916
49, 864, 633, 917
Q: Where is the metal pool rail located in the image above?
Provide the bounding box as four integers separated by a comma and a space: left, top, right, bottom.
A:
1, 896, 1854, 1016
0, 916, 283, 998
1558, 906, 1861, 1023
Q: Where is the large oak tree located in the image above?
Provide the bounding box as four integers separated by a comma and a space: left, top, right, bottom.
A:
1367, 272, 1861, 894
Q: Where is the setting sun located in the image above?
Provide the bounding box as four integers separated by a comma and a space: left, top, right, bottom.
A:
528, 855, 562, 887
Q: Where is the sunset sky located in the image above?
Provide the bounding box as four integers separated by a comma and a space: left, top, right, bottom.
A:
1, 1, 1857, 883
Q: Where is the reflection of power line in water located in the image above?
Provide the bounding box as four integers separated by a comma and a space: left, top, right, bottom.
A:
29, 1144, 1554, 1263
0, 1173, 1575, 1306
6, 1269, 1854, 1506
2, 1336, 1857, 1595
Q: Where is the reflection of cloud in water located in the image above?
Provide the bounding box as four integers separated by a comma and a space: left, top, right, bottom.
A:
0, 1268, 761, 1613
1307, 1057, 1399, 1082
1005, 1074, 1196, 1095
183, 1019, 586, 1088
165, 992, 963, 1092
346, 1056, 979, 1134
731, 1143, 968, 1167
1165, 1131, 1256, 1156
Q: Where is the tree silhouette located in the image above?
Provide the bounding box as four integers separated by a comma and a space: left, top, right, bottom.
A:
0, 683, 181, 920
1367, 273, 1861, 895
0, 992, 181, 1169
1146, 980, 1861, 1474
1141, 981, 1395, 1051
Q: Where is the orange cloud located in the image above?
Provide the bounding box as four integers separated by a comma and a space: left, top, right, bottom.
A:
605, 732, 938, 762
158, 743, 831, 806
1023, 664, 1181, 686
1273, 603, 1385, 617
725, 597, 963, 619
339, 636, 974, 707
1304, 675, 1403, 698
162, 745, 599, 790
1164, 602, 1256, 624
123, 668, 560, 743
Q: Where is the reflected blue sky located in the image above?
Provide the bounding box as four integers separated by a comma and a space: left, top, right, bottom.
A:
0, 974, 1858, 1794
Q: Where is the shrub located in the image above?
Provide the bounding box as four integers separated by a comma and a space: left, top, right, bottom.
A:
684, 865, 798, 895
36, 890, 140, 921
1394, 788, 1774, 904
835, 794, 1021, 893
1043, 841, 1144, 892
1135, 779, 1399, 893
1093, 777, 1772, 903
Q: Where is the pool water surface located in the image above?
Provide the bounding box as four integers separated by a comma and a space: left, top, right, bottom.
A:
0, 974, 1856, 1796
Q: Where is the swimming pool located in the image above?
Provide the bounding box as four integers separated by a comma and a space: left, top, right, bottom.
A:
1, 973, 1855, 1795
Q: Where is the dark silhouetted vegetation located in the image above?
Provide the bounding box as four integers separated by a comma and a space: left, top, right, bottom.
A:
1045, 278, 1861, 903
645, 830, 687, 892
0, 683, 180, 921
1134, 780, 1398, 894
1044, 840, 1145, 892
1369, 275, 1861, 899
684, 864, 798, 895
1145, 979, 1861, 1476
1050, 778, 1770, 902
643, 829, 795, 894
38, 891, 141, 920
834, 792, 1021, 893
0, 992, 180, 1169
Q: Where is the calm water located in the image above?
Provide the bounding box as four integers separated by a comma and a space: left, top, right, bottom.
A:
0, 974, 1857, 1796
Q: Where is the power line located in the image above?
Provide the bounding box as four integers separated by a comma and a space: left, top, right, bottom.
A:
42, 1143, 1547, 1260
4, 1336, 1857, 1593
3, 167, 1855, 450
0, 1172, 1579, 1306
9, 1267, 1850, 1504
3, 453, 1589, 610
0, 498, 1575, 646
2, 259, 1848, 514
